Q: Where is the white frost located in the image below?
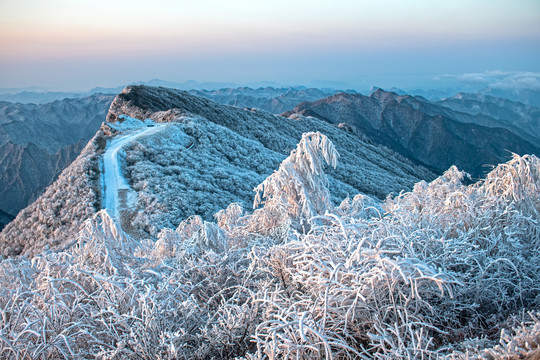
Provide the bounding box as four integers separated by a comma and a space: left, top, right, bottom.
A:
102, 121, 173, 222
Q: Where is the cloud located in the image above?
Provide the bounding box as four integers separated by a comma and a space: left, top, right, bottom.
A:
453, 71, 540, 90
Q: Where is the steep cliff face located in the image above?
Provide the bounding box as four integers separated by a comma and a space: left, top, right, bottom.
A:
284, 89, 539, 178
0, 94, 114, 221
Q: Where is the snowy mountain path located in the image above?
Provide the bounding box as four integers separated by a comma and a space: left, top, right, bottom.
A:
102, 123, 172, 221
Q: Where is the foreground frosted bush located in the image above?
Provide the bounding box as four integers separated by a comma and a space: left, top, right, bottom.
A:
0, 133, 538, 359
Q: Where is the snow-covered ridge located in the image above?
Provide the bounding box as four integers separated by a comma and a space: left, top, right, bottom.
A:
102, 116, 173, 222
101, 86, 437, 237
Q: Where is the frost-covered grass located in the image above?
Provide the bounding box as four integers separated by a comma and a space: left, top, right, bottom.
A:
0, 133, 538, 359
122, 117, 284, 236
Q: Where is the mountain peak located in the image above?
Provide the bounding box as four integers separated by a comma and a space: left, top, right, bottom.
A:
369, 88, 410, 103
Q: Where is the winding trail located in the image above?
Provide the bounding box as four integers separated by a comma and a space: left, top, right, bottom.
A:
102, 124, 171, 221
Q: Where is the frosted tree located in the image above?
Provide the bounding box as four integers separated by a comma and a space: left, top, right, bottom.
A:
251, 132, 339, 233
73, 209, 138, 274
478, 153, 540, 218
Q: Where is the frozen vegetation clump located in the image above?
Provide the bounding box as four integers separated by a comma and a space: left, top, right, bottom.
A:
0, 133, 539, 359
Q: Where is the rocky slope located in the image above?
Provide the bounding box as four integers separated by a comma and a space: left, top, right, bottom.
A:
1, 85, 435, 256
0, 94, 114, 220
284, 89, 539, 178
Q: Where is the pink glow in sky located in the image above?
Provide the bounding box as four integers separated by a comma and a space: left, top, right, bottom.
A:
1, 0, 539, 90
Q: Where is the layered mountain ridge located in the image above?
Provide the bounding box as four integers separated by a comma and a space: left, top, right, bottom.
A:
0, 139, 86, 215
0, 94, 114, 219
438, 92, 540, 142
189, 87, 349, 113
284, 89, 539, 178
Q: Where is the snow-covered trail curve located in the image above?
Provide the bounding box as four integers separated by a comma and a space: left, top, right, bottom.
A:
102, 124, 172, 221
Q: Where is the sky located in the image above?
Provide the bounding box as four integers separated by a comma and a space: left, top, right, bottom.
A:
1, 0, 539, 91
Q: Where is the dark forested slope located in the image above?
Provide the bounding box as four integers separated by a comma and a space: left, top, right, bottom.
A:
284, 89, 539, 178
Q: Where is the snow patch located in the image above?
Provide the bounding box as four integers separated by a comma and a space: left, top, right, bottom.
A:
106, 115, 157, 132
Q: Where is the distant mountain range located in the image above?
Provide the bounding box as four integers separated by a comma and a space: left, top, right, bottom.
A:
189, 87, 356, 113
481, 87, 540, 108
0, 94, 114, 219
437, 92, 540, 143
284, 89, 539, 178
0, 84, 336, 108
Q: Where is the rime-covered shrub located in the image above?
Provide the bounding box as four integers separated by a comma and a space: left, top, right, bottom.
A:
0, 134, 538, 359
252, 132, 338, 233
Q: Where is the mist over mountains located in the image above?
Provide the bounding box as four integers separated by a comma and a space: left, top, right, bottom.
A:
189, 87, 349, 114
438, 92, 540, 143
0, 82, 346, 114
